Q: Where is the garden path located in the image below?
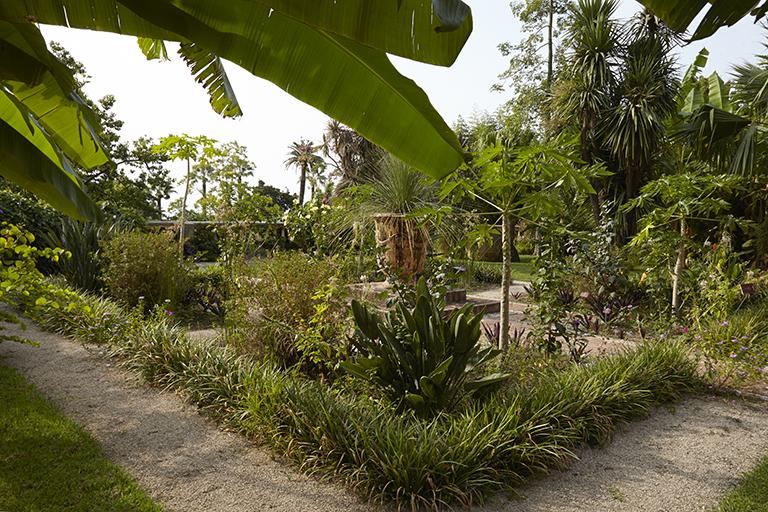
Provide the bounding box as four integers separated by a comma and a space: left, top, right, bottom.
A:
2, 301, 768, 512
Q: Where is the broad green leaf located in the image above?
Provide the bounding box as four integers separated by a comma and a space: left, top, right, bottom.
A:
0, 1, 470, 179
0, 91, 102, 222
682, 87, 704, 114
239, 0, 472, 65
636, 0, 765, 41
0, 20, 74, 92
137, 37, 169, 61
4, 74, 112, 170
464, 372, 508, 391
707, 72, 732, 112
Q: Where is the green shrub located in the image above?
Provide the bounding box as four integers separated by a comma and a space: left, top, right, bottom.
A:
103, 229, 193, 310
224, 252, 350, 373
0, 190, 64, 274
342, 277, 508, 417
41, 216, 127, 293
0, 223, 81, 345
515, 237, 535, 255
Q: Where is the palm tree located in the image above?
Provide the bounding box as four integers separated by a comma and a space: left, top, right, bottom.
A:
322, 120, 383, 191
552, 0, 619, 226
552, 0, 679, 237
601, 11, 680, 237
284, 141, 325, 205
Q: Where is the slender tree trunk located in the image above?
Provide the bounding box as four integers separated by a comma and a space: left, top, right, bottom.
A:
500, 212, 512, 349
672, 217, 686, 315
180, 158, 191, 249
547, 0, 553, 97
299, 164, 307, 205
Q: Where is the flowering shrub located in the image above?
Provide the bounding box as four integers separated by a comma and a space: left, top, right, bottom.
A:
686, 311, 768, 388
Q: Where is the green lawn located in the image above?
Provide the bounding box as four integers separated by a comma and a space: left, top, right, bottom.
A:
0, 359, 163, 512
713, 455, 768, 511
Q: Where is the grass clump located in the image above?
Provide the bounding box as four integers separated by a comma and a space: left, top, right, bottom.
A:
0, 360, 162, 512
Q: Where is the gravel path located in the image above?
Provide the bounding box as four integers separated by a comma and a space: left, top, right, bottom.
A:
3, 304, 768, 512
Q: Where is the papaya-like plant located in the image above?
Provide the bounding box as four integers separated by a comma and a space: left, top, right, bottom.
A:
341, 277, 508, 417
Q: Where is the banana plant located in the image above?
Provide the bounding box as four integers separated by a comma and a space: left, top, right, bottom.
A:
341, 277, 508, 417
0, 1, 473, 221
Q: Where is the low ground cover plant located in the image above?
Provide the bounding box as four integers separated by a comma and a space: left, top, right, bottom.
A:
16, 276, 700, 511
0, 360, 162, 511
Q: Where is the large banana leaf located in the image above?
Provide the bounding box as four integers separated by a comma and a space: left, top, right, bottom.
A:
0, 20, 105, 221
636, 0, 768, 40
0, 91, 102, 222
0, 0, 472, 181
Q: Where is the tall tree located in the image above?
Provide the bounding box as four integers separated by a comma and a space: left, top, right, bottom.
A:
284, 140, 325, 205
494, 0, 572, 131
152, 134, 218, 242
552, 0, 679, 236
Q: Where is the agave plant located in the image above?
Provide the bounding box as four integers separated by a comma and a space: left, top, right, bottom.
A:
341, 277, 508, 417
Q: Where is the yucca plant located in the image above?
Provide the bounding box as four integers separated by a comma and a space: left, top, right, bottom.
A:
341, 277, 508, 417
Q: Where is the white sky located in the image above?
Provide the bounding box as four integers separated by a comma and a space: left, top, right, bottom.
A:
39, 1, 767, 212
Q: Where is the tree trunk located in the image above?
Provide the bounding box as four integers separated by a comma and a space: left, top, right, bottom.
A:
672, 217, 686, 315
500, 212, 512, 350
180, 158, 191, 248
299, 164, 307, 205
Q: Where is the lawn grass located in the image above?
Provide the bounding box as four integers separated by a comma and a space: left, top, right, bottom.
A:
0, 359, 163, 512
714, 455, 768, 511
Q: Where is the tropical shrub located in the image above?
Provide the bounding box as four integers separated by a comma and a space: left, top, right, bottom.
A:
341, 277, 508, 417
224, 252, 350, 373
0, 190, 64, 274
282, 195, 335, 254
102, 229, 194, 310
41, 216, 127, 293
0, 223, 80, 344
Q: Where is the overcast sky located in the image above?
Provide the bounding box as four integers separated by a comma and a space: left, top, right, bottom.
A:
39, 1, 767, 211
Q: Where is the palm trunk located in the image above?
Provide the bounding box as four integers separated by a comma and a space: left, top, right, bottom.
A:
500, 212, 512, 349
299, 164, 307, 205
672, 217, 686, 315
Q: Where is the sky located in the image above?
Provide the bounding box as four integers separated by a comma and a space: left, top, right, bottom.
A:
38, 1, 768, 212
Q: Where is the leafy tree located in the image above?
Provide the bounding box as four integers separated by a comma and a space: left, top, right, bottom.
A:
494, 0, 572, 131
284, 140, 325, 205
624, 172, 749, 314
0, 1, 473, 220
253, 180, 296, 212
439, 136, 606, 348
49, 43, 173, 220
152, 134, 218, 241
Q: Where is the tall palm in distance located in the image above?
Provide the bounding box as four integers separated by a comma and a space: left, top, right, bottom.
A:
322, 120, 383, 192
284, 140, 325, 205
